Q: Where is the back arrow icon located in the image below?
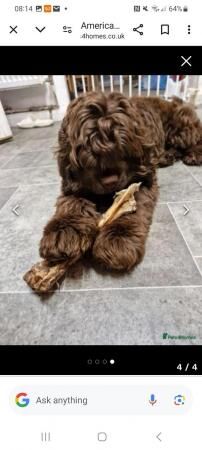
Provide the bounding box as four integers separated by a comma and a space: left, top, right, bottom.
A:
156, 432, 162, 442
35, 26, 46, 32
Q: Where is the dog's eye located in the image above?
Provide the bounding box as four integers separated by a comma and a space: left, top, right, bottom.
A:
89, 104, 103, 117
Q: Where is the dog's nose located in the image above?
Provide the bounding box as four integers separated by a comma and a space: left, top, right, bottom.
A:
101, 174, 119, 186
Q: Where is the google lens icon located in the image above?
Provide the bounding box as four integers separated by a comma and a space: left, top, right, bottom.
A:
15, 392, 30, 408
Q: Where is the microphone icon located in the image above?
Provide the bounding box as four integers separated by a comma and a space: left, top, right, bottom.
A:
149, 394, 157, 406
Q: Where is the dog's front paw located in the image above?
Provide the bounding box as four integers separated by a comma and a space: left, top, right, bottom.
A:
39, 216, 95, 263
93, 220, 145, 272
39, 224, 81, 263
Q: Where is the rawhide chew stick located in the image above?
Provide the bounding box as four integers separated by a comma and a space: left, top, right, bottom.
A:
23, 260, 67, 294
98, 182, 141, 228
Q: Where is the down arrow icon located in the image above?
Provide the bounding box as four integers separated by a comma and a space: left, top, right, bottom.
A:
35, 26, 46, 32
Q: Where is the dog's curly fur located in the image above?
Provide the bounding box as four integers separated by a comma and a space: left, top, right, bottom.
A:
39, 92, 202, 272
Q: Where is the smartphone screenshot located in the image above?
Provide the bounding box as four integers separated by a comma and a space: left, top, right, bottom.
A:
0, 2, 202, 344
0, 346, 201, 449
0, 1, 202, 448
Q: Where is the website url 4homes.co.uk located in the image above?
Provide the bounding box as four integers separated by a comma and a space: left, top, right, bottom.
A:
80, 22, 125, 40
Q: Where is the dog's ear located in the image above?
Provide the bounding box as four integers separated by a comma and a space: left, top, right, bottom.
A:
57, 97, 89, 195
57, 96, 83, 178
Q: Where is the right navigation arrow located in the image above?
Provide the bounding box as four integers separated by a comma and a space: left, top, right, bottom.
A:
183, 204, 190, 216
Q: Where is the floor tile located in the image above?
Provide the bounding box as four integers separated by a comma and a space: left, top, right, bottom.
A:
157, 162, 202, 202
3, 150, 56, 169
0, 141, 21, 168
0, 165, 59, 188
0, 287, 201, 345
62, 204, 202, 290
186, 165, 202, 186
168, 201, 202, 257
12, 123, 61, 142
0, 183, 60, 227
17, 137, 58, 153
0, 187, 17, 210
195, 257, 202, 274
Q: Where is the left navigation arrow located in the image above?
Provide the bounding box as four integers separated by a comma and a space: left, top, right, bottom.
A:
12, 205, 20, 216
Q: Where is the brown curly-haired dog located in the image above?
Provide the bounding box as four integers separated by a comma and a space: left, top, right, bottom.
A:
39, 92, 202, 272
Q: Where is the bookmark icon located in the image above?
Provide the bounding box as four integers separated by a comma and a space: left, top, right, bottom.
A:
161, 24, 170, 34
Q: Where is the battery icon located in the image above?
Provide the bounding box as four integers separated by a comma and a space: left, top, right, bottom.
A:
183, 6, 188, 11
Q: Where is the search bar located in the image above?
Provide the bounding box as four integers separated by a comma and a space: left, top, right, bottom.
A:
11, 385, 191, 415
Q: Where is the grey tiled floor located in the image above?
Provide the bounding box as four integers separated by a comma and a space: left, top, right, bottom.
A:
0, 124, 202, 345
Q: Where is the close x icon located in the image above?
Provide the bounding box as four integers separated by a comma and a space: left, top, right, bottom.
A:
9, 25, 18, 34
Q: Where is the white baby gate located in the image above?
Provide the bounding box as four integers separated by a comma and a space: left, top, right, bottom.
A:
67, 74, 199, 104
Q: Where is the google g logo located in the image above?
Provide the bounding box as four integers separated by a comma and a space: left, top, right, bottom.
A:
15, 392, 30, 408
